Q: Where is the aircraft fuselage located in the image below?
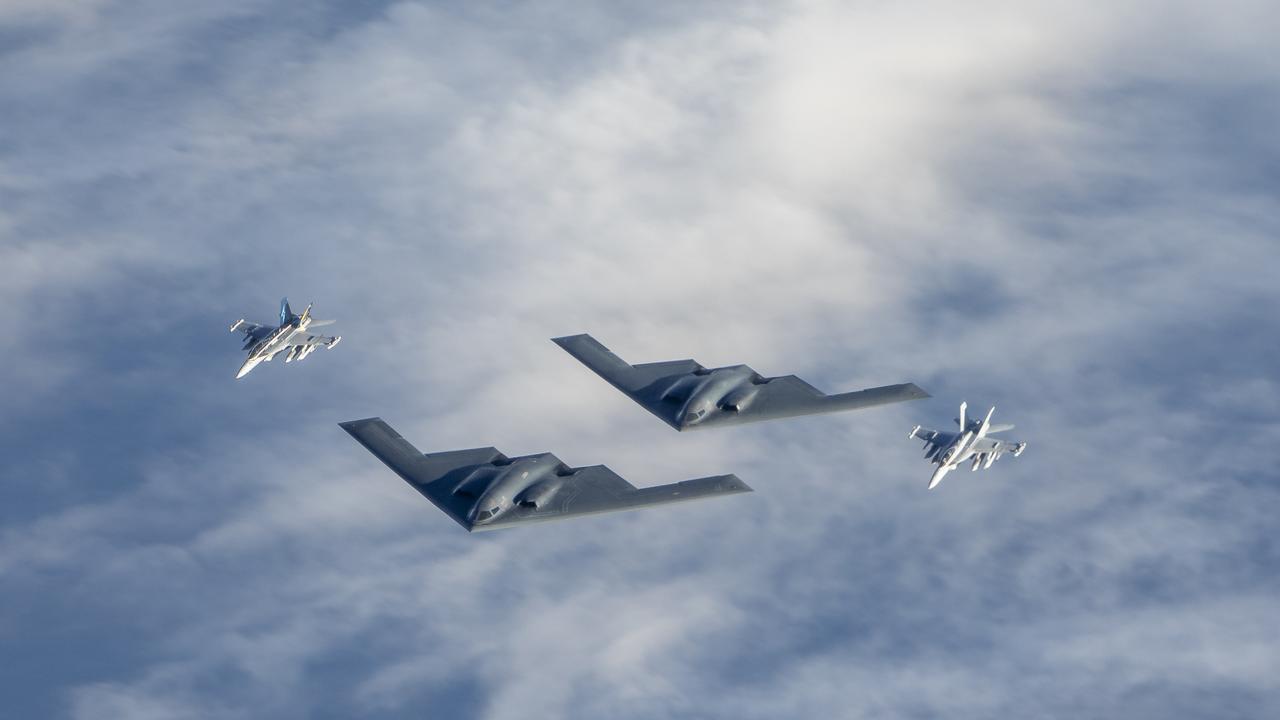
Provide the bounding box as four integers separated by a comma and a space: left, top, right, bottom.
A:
666, 365, 767, 429
464, 455, 571, 527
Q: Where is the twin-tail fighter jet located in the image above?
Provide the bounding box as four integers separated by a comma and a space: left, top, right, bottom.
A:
910, 402, 1026, 489
553, 334, 929, 431
340, 418, 752, 531
230, 298, 341, 379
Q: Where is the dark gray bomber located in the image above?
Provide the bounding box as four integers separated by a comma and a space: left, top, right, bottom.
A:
341, 418, 751, 531
553, 334, 929, 431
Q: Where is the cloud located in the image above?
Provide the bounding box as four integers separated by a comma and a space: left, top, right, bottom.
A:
2, 1, 1278, 718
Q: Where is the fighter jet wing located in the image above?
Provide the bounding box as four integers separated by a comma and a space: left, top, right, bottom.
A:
910, 426, 959, 457
285, 332, 338, 347
340, 418, 752, 532
230, 319, 272, 340
970, 436, 1025, 455
553, 333, 927, 430
911, 426, 954, 444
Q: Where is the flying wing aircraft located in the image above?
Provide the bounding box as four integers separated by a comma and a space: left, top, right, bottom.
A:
552, 333, 929, 431
910, 402, 1026, 489
230, 297, 341, 379
340, 418, 752, 532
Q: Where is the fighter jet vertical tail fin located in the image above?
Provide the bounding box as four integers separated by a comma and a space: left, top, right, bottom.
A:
279, 297, 292, 325
978, 406, 995, 437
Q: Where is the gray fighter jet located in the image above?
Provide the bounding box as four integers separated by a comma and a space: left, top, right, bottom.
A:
910, 402, 1026, 489
340, 418, 752, 531
553, 334, 929, 431
230, 298, 341, 379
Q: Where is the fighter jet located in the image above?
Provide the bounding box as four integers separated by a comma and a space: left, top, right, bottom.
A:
910, 402, 1026, 489
229, 298, 341, 379
340, 418, 751, 531
553, 334, 929, 431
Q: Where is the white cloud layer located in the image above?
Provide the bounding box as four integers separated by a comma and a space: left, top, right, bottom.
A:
2, 1, 1278, 718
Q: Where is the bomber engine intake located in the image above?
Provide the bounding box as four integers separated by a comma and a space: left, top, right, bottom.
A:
719, 384, 760, 413
516, 478, 563, 509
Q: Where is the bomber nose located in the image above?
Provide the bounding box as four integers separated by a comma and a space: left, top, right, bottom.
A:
677, 406, 708, 429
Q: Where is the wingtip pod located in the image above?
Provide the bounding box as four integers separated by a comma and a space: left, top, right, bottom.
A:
909, 424, 922, 439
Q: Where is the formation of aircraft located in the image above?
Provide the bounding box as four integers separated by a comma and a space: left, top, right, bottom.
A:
910, 402, 1026, 489
229, 302, 1027, 531
229, 298, 341, 379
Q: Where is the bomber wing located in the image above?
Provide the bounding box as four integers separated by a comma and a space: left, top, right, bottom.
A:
730, 375, 929, 427
553, 333, 927, 430
340, 418, 751, 532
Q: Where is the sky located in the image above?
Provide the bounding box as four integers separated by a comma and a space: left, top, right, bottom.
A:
2, 1, 1278, 718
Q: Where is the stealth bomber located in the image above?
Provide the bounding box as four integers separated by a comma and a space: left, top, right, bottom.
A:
341, 418, 752, 531
553, 333, 929, 431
